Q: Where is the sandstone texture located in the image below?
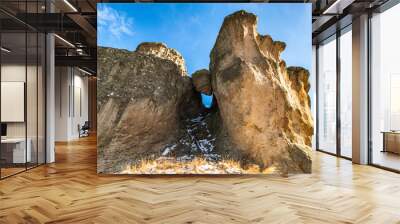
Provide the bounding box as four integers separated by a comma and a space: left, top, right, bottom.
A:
210, 10, 313, 173
136, 42, 187, 75
191, 69, 212, 95
97, 10, 313, 175
97, 44, 196, 173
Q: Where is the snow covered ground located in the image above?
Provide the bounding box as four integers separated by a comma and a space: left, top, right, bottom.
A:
121, 113, 277, 174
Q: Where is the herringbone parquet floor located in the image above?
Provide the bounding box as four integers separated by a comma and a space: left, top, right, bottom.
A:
1, 135, 400, 224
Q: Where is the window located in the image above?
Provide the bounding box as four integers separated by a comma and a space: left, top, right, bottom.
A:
370, 3, 400, 171
0, 1, 47, 179
317, 36, 337, 154
339, 27, 352, 158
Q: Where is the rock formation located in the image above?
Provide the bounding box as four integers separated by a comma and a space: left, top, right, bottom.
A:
136, 42, 187, 75
97, 43, 198, 173
210, 10, 313, 173
97, 10, 313, 175
191, 69, 212, 95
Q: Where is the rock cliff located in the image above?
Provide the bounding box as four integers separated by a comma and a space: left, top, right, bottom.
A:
210, 10, 313, 173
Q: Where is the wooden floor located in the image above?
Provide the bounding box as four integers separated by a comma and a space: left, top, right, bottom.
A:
1, 136, 400, 224
372, 150, 400, 171
0, 167, 26, 178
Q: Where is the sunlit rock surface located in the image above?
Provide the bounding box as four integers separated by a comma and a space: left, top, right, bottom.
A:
98, 11, 313, 175
192, 69, 212, 95
136, 42, 187, 75
210, 10, 313, 174
97, 44, 196, 173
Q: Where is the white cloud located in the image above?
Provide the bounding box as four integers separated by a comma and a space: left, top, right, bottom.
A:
98, 5, 134, 39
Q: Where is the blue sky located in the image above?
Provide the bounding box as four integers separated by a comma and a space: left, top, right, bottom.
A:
98, 3, 311, 74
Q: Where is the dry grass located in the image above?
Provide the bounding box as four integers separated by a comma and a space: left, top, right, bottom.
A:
120, 157, 277, 174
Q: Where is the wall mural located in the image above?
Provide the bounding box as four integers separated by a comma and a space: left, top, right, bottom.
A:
97, 3, 313, 175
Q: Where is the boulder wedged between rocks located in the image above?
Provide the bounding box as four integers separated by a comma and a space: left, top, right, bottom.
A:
192, 69, 212, 95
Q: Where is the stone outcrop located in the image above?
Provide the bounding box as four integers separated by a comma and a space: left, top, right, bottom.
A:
210, 10, 313, 173
97, 44, 196, 173
97, 10, 314, 175
136, 42, 187, 75
191, 69, 212, 95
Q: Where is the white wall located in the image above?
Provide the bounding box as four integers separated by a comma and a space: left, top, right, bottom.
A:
1, 64, 25, 81
1, 64, 39, 138
55, 67, 89, 141
72, 73, 89, 138
1, 63, 46, 164
1, 65, 27, 140
1, 82, 25, 122
55, 66, 70, 141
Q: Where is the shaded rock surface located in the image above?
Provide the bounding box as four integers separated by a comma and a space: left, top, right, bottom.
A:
97, 44, 200, 173
210, 10, 313, 174
160, 111, 219, 162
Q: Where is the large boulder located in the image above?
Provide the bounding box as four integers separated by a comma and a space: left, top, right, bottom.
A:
192, 69, 212, 95
97, 43, 196, 173
210, 10, 313, 174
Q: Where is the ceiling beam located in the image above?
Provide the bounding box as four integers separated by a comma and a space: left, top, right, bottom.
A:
323, 0, 356, 14
67, 13, 97, 46
13, 13, 82, 32
55, 55, 96, 72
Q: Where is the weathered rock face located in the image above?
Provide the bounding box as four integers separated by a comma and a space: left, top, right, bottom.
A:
210, 10, 313, 173
192, 69, 212, 95
136, 42, 187, 75
97, 44, 195, 173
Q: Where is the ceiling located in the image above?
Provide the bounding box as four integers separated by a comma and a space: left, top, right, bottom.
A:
0, 0, 97, 74
311, 0, 391, 44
